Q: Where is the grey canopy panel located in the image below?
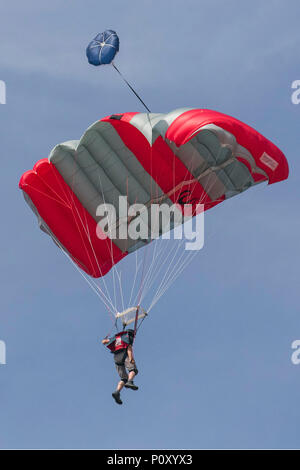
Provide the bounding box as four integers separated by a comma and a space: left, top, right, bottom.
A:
171, 123, 267, 201
49, 120, 176, 253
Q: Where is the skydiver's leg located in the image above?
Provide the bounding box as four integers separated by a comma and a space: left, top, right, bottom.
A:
116, 380, 126, 392
124, 358, 139, 390
112, 378, 126, 405
112, 356, 128, 404
128, 370, 136, 381
115, 363, 128, 389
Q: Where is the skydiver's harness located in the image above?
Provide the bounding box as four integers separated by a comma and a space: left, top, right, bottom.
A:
106, 331, 133, 353
105, 305, 148, 352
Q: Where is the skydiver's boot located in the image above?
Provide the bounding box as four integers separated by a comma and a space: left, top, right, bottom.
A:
112, 391, 123, 405
125, 380, 139, 390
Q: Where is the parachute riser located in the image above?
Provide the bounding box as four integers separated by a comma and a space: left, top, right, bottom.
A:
133, 305, 140, 340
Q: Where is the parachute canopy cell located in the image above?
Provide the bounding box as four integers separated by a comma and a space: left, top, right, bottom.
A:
19, 108, 289, 278
86, 30, 119, 66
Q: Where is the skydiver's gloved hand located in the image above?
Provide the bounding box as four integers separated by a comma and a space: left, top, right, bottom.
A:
102, 338, 109, 345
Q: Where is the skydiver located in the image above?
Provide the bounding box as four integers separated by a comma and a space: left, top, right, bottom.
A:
102, 328, 138, 405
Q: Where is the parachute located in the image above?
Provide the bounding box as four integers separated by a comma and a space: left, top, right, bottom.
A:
19, 28, 290, 333
86, 30, 119, 66
86, 29, 151, 112
19, 108, 288, 283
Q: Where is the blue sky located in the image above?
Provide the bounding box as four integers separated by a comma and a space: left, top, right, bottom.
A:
1, 0, 300, 449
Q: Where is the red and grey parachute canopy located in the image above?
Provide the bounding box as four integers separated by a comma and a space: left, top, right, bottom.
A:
19, 108, 289, 278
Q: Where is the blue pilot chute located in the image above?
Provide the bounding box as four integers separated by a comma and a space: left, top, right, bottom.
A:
86, 29, 150, 112
86, 29, 119, 66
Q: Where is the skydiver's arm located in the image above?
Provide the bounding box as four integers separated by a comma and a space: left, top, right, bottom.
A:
127, 344, 134, 363
102, 338, 110, 345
